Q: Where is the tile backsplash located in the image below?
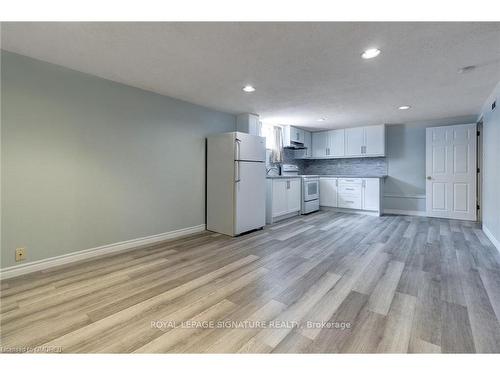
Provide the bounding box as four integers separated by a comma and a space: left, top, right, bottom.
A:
301, 157, 387, 176
266, 148, 387, 176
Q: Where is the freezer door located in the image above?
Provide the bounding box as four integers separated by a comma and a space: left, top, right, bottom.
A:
234, 161, 266, 235
235, 132, 266, 162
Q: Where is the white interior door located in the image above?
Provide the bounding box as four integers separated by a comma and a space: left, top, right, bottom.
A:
235, 161, 266, 234
426, 124, 477, 221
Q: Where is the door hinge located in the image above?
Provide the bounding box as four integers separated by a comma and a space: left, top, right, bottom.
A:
477, 203, 480, 210
477, 167, 480, 173
477, 130, 480, 136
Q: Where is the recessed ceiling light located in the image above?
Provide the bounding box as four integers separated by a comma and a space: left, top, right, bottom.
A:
317, 118, 326, 122
398, 105, 411, 110
361, 48, 381, 59
242, 85, 256, 93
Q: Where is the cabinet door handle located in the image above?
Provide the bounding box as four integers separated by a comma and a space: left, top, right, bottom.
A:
345, 200, 354, 204
345, 188, 354, 191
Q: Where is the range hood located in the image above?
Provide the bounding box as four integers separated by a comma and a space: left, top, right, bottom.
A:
284, 141, 306, 150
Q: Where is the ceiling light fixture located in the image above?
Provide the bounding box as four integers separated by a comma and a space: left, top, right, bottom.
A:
398, 105, 411, 110
317, 118, 326, 122
361, 48, 381, 59
242, 85, 256, 93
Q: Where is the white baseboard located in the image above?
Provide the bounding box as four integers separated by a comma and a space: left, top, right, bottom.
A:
383, 194, 426, 200
483, 225, 500, 253
383, 209, 427, 217
0, 224, 206, 280
321, 207, 380, 217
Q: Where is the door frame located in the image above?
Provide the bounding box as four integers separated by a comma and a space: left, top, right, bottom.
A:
425, 123, 477, 221
477, 120, 483, 223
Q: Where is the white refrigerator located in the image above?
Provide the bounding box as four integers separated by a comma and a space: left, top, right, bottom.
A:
207, 132, 266, 236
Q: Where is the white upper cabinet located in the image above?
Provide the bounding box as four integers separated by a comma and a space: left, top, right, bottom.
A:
345, 127, 365, 157
312, 129, 345, 157
303, 130, 312, 157
328, 129, 345, 157
236, 113, 261, 136
293, 124, 385, 159
312, 131, 328, 157
345, 125, 385, 157
290, 126, 304, 143
364, 125, 385, 156
283, 125, 305, 147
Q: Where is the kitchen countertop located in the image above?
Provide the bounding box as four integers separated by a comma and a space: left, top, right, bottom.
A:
266, 175, 302, 179
318, 175, 387, 179
266, 174, 387, 179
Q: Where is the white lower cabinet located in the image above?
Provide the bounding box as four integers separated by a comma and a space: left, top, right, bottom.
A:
319, 178, 338, 207
320, 177, 382, 215
287, 179, 301, 213
266, 178, 301, 224
271, 179, 288, 217
362, 178, 380, 211
338, 178, 363, 209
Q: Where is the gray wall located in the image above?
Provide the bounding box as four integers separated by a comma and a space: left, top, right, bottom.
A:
384, 115, 477, 212
480, 81, 500, 247
1, 51, 235, 268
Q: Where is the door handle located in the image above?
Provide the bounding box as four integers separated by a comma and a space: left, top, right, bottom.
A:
235, 162, 241, 183
235, 138, 241, 160
427, 176, 432, 180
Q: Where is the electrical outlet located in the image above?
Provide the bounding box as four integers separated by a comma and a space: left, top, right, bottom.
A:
15, 248, 26, 262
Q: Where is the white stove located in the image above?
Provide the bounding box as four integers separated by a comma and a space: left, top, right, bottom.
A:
280, 164, 320, 215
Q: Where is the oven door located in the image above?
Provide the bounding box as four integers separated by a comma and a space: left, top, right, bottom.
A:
303, 179, 319, 201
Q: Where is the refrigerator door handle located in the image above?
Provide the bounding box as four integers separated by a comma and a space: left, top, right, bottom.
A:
235, 138, 241, 160
235, 161, 241, 183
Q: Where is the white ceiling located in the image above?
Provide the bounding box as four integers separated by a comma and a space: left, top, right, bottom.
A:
2, 22, 500, 129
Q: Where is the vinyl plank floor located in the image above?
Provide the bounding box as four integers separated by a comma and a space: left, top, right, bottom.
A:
2, 212, 499, 353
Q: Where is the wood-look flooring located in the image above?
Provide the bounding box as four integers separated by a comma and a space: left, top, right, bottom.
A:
2, 211, 500, 353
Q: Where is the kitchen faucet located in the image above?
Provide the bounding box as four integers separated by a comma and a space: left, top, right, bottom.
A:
266, 166, 280, 175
